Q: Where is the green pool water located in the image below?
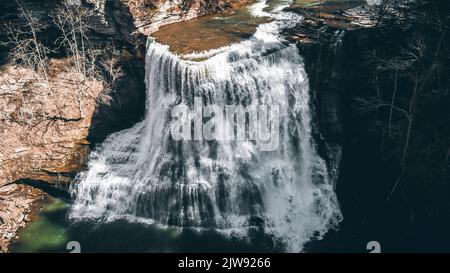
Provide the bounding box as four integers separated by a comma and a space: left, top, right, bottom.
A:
11, 198, 70, 253
10, 197, 281, 253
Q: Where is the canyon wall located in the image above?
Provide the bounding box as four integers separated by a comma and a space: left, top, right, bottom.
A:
289, 1, 450, 251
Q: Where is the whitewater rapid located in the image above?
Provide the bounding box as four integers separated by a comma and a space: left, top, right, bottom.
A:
69, 0, 342, 252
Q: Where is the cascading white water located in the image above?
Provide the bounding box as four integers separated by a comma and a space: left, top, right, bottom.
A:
69, 1, 342, 252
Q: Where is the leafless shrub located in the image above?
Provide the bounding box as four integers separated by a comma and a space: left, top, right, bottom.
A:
4, 0, 51, 86
1, 0, 124, 124
369, 0, 417, 28
51, 0, 91, 79
98, 48, 124, 105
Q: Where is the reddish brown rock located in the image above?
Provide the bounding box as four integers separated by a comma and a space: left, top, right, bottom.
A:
122, 0, 254, 35
0, 61, 104, 252
0, 184, 45, 253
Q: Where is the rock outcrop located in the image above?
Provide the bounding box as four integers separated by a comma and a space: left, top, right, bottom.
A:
0, 60, 104, 252
122, 0, 253, 35
0, 184, 45, 252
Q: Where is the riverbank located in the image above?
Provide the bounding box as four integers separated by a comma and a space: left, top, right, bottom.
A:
0, 184, 46, 252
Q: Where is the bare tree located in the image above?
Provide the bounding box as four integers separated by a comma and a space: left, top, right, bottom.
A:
4, 0, 50, 86
51, 0, 91, 79
2, 0, 123, 121
366, 50, 415, 137
98, 47, 123, 105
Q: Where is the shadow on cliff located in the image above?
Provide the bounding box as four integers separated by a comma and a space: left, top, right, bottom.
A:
84, 0, 147, 145
298, 0, 450, 252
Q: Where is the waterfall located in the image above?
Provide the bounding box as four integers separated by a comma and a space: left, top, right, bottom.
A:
69, 2, 342, 252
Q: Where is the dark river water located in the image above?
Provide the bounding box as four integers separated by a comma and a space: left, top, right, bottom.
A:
11, 197, 283, 253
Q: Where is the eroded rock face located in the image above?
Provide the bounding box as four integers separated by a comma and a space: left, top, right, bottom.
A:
0, 63, 103, 186
0, 61, 104, 252
0, 184, 45, 253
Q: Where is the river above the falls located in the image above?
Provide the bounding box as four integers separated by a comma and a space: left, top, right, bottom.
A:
152, 0, 363, 55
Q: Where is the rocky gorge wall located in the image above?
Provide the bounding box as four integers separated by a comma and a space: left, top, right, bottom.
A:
290, 1, 450, 252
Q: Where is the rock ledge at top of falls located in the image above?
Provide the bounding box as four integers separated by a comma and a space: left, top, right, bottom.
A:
120, 0, 254, 35
283, 1, 380, 45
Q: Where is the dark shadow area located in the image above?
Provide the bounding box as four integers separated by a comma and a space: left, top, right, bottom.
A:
16, 179, 71, 201
300, 0, 450, 252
